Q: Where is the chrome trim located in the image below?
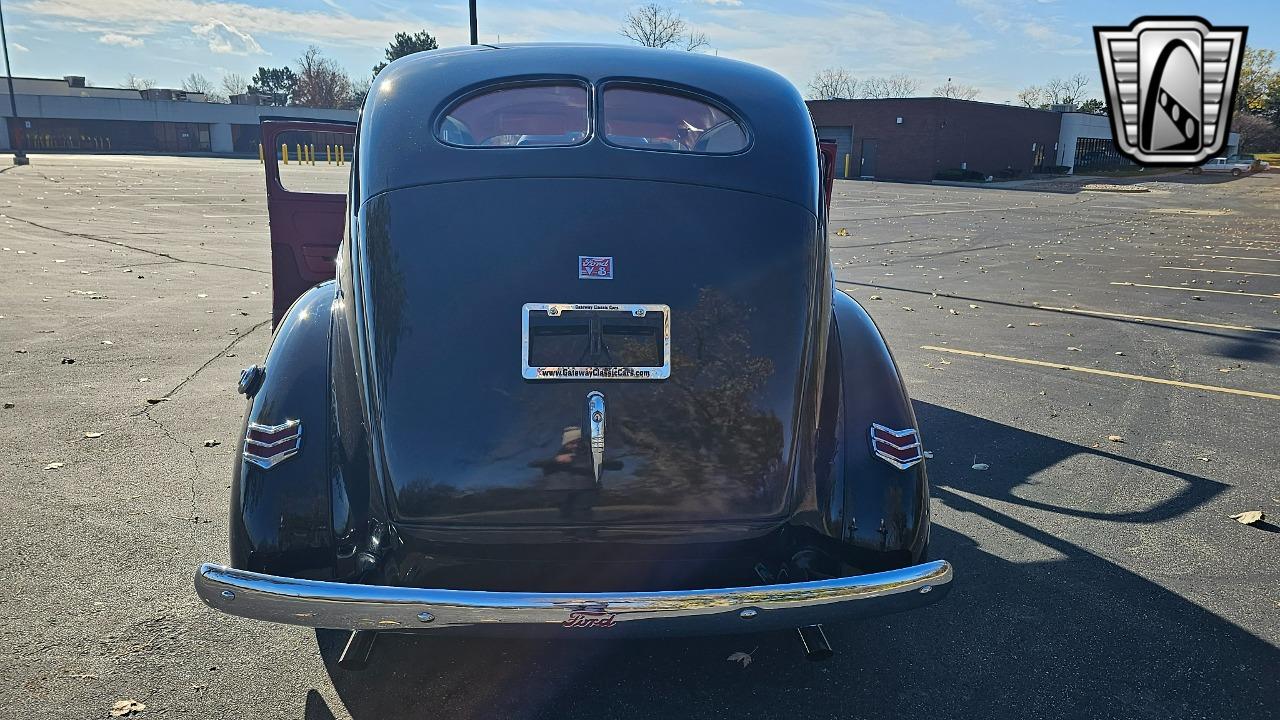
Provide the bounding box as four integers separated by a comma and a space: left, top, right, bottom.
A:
521, 303, 671, 381
243, 419, 302, 470
869, 423, 924, 470
587, 391, 606, 483
195, 560, 952, 636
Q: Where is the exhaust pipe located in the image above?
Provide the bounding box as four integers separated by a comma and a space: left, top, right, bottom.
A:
796, 624, 834, 661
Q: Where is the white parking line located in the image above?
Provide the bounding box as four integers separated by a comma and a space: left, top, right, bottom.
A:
1111, 281, 1280, 299
1160, 266, 1280, 278
1193, 254, 1280, 263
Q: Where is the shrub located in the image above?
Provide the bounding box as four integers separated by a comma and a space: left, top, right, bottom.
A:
935, 168, 986, 182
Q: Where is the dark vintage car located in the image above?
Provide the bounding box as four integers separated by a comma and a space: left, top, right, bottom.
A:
195, 44, 952, 664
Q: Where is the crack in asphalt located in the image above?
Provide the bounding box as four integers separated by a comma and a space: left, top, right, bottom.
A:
142, 411, 204, 521
2, 212, 269, 275
132, 317, 271, 417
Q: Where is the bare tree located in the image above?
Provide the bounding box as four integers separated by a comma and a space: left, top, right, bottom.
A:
933, 79, 981, 100
861, 74, 921, 99
807, 67, 858, 100
181, 73, 227, 102
620, 4, 708, 51
292, 46, 354, 109
220, 72, 249, 98
1044, 73, 1090, 107
123, 73, 156, 90
1016, 85, 1045, 108
347, 75, 372, 110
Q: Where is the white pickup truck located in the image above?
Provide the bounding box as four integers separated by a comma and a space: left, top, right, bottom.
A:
1191, 157, 1254, 176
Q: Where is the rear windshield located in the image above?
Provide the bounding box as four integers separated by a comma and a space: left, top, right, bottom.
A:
439, 83, 589, 147
601, 86, 747, 154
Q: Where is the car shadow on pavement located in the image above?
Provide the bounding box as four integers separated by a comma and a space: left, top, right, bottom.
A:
304, 401, 1277, 720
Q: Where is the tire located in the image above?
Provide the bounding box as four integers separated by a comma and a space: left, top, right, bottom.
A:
1232, 168, 1242, 177
1191, 167, 1202, 175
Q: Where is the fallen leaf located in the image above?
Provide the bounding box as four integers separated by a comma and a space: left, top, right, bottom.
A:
1114, 351, 1125, 356
922, 450, 935, 459
901, 306, 914, 312
968, 304, 980, 309
1027, 322, 1041, 327
146, 398, 168, 405
84, 432, 103, 439
1107, 435, 1125, 443
110, 699, 145, 717
726, 648, 757, 668
1067, 346, 1081, 351
868, 295, 882, 300
948, 308, 959, 315
197, 293, 208, 298
44, 462, 64, 470
971, 463, 990, 471
3, 402, 13, 409
1229, 510, 1265, 525
835, 227, 849, 237
61, 357, 75, 364
203, 440, 221, 448
1006, 324, 1014, 328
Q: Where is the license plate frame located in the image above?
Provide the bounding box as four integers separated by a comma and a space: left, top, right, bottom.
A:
521, 303, 671, 381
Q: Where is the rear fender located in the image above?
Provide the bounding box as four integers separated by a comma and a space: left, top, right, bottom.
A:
831, 290, 929, 568
229, 281, 336, 578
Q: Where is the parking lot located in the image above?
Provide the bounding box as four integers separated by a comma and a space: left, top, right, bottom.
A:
1, 155, 1277, 719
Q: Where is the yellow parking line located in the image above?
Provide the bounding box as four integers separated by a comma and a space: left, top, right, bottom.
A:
1036, 305, 1280, 335
1111, 281, 1280, 299
1193, 254, 1280, 263
920, 346, 1280, 401
1160, 266, 1280, 278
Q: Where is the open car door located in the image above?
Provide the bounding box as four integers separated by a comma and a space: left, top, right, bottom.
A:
261, 118, 357, 326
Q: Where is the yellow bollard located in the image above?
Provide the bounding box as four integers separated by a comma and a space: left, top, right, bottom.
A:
296, 144, 303, 166
326, 145, 332, 165
258, 143, 264, 164
338, 146, 345, 166
843, 153, 850, 179
282, 143, 289, 165
310, 144, 316, 165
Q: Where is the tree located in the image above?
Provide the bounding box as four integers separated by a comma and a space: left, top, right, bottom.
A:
1234, 113, 1280, 153
373, 30, 439, 75
347, 75, 372, 110
220, 72, 249, 99
807, 67, 858, 100
933, 79, 980, 101
861, 74, 920, 99
249, 66, 298, 106
123, 73, 156, 90
1237, 47, 1279, 115
620, 4, 708, 51
1076, 98, 1107, 115
1016, 85, 1044, 108
181, 73, 227, 103
292, 46, 353, 109
1044, 73, 1090, 107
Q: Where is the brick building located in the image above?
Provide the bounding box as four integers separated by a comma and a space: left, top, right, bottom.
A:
808, 97, 1063, 182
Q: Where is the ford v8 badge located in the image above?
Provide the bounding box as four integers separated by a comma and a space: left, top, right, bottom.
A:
579, 256, 613, 280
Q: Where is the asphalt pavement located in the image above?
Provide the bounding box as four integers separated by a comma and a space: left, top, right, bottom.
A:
1, 156, 1276, 719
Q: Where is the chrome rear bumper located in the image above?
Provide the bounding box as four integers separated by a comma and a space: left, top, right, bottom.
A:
195, 560, 952, 636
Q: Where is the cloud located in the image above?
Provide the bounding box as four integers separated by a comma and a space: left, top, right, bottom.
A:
698, 0, 743, 5
12, 43, 30, 52
1023, 20, 1080, 48
192, 20, 263, 55
98, 32, 143, 47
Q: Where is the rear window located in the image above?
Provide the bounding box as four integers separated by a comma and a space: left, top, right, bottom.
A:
601, 86, 747, 154
439, 83, 589, 147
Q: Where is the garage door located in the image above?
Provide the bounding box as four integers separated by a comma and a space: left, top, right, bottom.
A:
816, 126, 853, 178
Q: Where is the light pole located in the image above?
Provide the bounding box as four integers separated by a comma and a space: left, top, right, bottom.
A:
0, 0, 28, 165
469, 0, 478, 45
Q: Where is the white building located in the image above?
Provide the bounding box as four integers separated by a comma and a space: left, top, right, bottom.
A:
2, 75, 355, 155
1056, 111, 1240, 173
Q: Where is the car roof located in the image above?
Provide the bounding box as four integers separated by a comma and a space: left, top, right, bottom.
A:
356, 44, 820, 213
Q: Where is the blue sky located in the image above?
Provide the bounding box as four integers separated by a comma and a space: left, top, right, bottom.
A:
3, 0, 1276, 102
